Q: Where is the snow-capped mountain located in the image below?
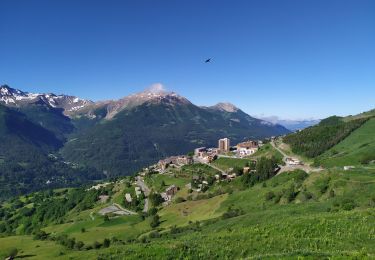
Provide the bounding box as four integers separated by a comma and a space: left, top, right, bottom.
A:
0, 85, 93, 113
0, 83, 290, 181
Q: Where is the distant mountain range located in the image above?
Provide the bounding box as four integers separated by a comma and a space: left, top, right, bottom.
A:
259, 116, 320, 131
0, 84, 290, 197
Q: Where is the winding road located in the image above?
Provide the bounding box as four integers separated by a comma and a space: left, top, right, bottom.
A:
271, 140, 323, 174
136, 176, 150, 212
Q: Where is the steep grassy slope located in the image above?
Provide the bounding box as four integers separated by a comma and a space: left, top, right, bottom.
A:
283, 116, 369, 158
316, 117, 375, 167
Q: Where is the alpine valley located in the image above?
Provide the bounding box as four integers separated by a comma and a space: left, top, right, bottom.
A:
0, 84, 289, 198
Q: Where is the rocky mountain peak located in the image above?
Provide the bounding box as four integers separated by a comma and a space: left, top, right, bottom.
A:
211, 102, 239, 113
0, 84, 92, 113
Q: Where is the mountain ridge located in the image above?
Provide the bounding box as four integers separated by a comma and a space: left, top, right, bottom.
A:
0, 84, 290, 194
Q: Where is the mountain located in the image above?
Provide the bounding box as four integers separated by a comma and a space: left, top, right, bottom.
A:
0, 104, 103, 199
0, 84, 290, 193
259, 116, 320, 131
0, 85, 92, 114
62, 89, 290, 176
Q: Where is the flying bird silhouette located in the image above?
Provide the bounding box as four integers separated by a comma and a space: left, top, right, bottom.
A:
205, 58, 211, 63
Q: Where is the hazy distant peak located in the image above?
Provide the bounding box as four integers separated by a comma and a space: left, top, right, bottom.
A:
257, 115, 320, 131
211, 102, 239, 113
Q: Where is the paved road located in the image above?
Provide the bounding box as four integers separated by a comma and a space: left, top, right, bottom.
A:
271, 140, 323, 174
136, 176, 150, 196
136, 176, 150, 212
113, 203, 137, 215
143, 198, 149, 213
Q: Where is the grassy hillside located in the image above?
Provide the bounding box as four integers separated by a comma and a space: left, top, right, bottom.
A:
315, 118, 375, 167
283, 116, 369, 158
1, 163, 374, 259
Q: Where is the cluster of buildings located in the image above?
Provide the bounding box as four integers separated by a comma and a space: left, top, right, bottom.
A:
194, 147, 218, 163
156, 137, 261, 172
194, 138, 260, 161
235, 140, 259, 157
158, 155, 193, 171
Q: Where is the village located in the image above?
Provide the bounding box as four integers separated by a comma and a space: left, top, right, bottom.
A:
92, 136, 307, 217
131, 138, 265, 207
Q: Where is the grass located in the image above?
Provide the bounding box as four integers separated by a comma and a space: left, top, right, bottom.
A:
317, 118, 375, 167
145, 173, 190, 192
2, 159, 375, 259
94, 167, 375, 259
44, 215, 150, 244
251, 143, 284, 162
159, 194, 227, 227
180, 163, 220, 176
0, 235, 65, 259
211, 157, 254, 171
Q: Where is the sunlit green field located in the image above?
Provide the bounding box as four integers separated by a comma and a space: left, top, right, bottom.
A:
1, 167, 374, 259
317, 118, 375, 167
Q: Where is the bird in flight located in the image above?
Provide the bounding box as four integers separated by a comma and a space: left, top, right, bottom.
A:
205, 58, 211, 63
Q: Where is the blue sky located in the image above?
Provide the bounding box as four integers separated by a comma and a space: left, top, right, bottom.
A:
1, 0, 374, 119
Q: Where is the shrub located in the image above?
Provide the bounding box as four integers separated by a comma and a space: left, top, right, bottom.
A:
222, 206, 244, 219
284, 184, 298, 202
302, 191, 313, 200
140, 236, 148, 243
103, 238, 111, 248
75, 241, 85, 250
149, 193, 164, 207
170, 225, 182, 234
341, 198, 356, 211
175, 197, 186, 203
149, 231, 160, 238
148, 207, 158, 216
93, 241, 102, 249
6, 247, 18, 258
265, 191, 275, 201
274, 193, 282, 204
150, 214, 160, 228
33, 230, 49, 240
360, 154, 375, 165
